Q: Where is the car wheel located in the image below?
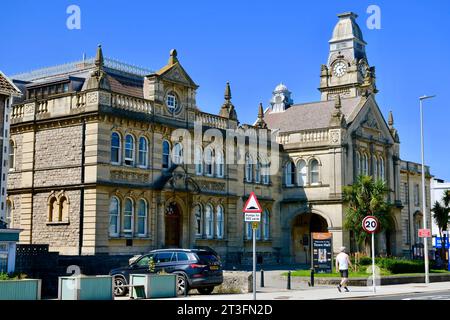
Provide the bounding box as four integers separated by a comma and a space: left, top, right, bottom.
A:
113, 276, 127, 297
176, 274, 189, 296
197, 286, 214, 295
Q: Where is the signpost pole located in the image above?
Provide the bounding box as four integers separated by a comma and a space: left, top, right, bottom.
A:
371, 232, 376, 293
253, 226, 256, 301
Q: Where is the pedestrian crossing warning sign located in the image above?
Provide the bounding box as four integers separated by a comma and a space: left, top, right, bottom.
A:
243, 192, 262, 213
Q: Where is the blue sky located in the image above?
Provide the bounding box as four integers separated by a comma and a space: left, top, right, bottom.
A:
1, 0, 449, 181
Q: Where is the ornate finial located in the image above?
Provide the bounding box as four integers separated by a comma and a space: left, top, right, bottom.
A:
256, 103, 267, 128
258, 102, 264, 119
224, 81, 231, 101
388, 111, 394, 127
95, 44, 104, 69
168, 49, 178, 65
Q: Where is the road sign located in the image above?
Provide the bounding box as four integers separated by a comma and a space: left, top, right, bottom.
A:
245, 212, 261, 222
418, 229, 431, 238
251, 222, 259, 230
362, 216, 379, 234
435, 237, 450, 249
243, 192, 262, 213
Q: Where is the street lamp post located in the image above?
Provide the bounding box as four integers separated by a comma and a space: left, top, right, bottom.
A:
419, 94, 436, 284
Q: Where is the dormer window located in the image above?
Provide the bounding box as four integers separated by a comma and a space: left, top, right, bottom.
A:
166, 92, 179, 112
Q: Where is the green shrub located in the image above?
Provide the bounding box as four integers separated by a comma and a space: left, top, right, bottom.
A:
0, 272, 28, 280
376, 258, 424, 274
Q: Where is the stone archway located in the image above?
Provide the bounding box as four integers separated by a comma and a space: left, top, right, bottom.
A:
291, 213, 328, 264
165, 201, 182, 248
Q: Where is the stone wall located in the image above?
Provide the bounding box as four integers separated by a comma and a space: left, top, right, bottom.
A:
31, 190, 81, 254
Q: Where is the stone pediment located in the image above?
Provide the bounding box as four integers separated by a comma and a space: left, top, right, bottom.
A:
361, 109, 380, 130
158, 63, 198, 89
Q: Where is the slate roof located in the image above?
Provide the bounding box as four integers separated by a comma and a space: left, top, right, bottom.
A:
0, 71, 21, 96
264, 96, 365, 133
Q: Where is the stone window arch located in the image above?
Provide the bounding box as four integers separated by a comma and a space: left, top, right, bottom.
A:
194, 146, 203, 175
216, 205, 224, 239
138, 136, 148, 168
172, 142, 183, 165
5, 198, 13, 227
379, 157, 385, 181
58, 195, 69, 222
137, 198, 148, 237
48, 195, 58, 222
296, 159, 307, 186
284, 160, 296, 186
162, 140, 171, 169
216, 150, 224, 178
263, 208, 270, 240
245, 154, 253, 182
356, 151, 361, 176
193, 204, 203, 238
124, 134, 135, 166
109, 196, 120, 237
362, 153, 369, 175
8, 139, 15, 171
205, 204, 214, 239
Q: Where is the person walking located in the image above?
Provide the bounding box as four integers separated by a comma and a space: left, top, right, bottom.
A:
336, 246, 352, 292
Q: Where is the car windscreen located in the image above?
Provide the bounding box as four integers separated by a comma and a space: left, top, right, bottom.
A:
196, 252, 220, 264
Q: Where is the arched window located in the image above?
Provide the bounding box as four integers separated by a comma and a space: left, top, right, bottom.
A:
195, 146, 203, 175
138, 137, 148, 167
109, 197, 120, 237
58, 196, 68, 222
194, 205, 203, 237
137, 199, 148, 236
246, 221, 252, 240
48, 196, 57, 222
111, 132, 121, 164
123, 198, 134, 233
261, 158, 270, 185
297, 160, 307, 186
310, 159, 320, 184
172, 142, 183, 165
166, 91, 179, 112
124, 134, 135, 166
205, 204, 214, 239
162, 140, 170, 169
8, 140, 15, 171
356, 151, 361, 175
285, 161, 296, 186
373, 157, 378, 179
379, 157, 385, 181
362, 153, 368, 175
255, 160, 261, 183
414, 212, 423, 244
263, 209, 270, 240
216, 206, 224, 239
204, 147, 214, 176
245, 154, 253, 182
216, 151, 224, 178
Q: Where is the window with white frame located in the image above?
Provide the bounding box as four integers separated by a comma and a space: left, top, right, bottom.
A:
162, 140, 170, 169
5, 200, 12, 227
216, 205, 224, 239
123, 198, 134, 233
216, 151, 224, 178
124, 134, 135, 166
194, 205, 203, 237
137, 199, 147, 236
109, 197, 120, 237
246, 221, 252, 240
297, 160, 307, 186
261, 159, 270, 184
111, 132, 121, 164
245, 154, 253, 182
285, 161, 296, 186
166, 92, 178, 112
172, 143, 183, 165
255, 160, 261, 183
263, 209, 270, 240
362, 153, 368, 175
8, 140, 15, 171
205, 204, 213, 239
138, 137, 148, 167
310, 159, 320, 184
379, 157, 385, 181
204, 147, 214, 176
195, 146, 203, 175
373, 157, 378, 179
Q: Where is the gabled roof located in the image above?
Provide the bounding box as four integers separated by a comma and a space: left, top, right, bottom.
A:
0, 71, 22, 97
264, 96, 365, 133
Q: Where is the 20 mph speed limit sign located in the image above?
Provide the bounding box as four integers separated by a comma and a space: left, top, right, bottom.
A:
362, 216, 379, 234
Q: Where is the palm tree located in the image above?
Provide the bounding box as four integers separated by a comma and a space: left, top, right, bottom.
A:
432, 190, 450, 264
343, 175, 394, 254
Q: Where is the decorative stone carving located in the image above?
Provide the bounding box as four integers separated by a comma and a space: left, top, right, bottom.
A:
329, 129, 341, 145
110, 170, 149, 183
99, 91, 111, 106
24, 103, 35, 116
197, 180, 226, 192
86, 92, 98, 105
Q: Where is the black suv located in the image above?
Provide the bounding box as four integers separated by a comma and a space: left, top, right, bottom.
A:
109, 249, 223, 296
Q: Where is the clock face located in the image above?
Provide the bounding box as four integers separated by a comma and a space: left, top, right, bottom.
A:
333, 61, 347, 77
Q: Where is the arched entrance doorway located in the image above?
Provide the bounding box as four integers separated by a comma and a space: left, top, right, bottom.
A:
165, 202, 182, 248
292, 213, 328, 264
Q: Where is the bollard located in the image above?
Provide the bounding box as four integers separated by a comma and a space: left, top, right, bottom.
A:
260, 269, 265, 288
310, 268, 315, 287
287, 270, 291, 290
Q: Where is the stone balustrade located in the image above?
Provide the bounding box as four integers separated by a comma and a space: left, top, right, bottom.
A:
277, 129, 330, 145
111, 93, 152, 114
196, 111, 228, 129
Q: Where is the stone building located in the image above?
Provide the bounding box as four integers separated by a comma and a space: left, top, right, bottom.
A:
6, 12, 432, 265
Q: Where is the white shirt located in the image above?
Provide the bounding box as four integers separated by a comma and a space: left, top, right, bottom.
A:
336, 252, 349, 270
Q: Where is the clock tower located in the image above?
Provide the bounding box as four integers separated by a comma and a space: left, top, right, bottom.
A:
319, 12, 377, 101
